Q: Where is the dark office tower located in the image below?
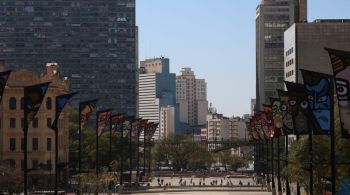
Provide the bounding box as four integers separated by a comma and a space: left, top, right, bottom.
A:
0, 0, 137, 115
255, 0, 307, 111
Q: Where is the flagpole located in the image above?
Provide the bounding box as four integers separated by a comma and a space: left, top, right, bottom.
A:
309, 129, 313, 195
129, 121, 133, 185
296, 135, 301, 195
23, 112, 29, 195
143, 128, 146, 178
331, 104, 336, 195
109, 116, 112, 166
55, 120, 59, 195
78, 105, 82, 174
271, 139, 276, 195
96, 113, 99, 175
266, 139, 270, 191
277, 137, 282, 195
285, 135, 290, 195
120, 121, 124, 185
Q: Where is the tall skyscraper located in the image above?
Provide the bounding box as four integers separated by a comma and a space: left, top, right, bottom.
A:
255, 0, 307, 110
0, 0, 137, 115
138, 57, 178, 139
176, 68, 208, 131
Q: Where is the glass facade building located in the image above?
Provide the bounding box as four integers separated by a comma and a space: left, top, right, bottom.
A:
0, 0, 137, 115
255, 0, 307, 111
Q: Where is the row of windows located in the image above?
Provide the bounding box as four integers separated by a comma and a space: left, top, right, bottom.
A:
9, 137, 52, 151
285, 58, 294, 67
286, 70, 295, 78
8, 117, 52, 129
6, 159, 52, 171
286, 47, 294, 56
8, 97, 52, 110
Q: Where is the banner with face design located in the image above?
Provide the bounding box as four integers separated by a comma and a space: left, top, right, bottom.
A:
269, 97, 284, 137
263, 104, 276, 139
325, 48, 350, 138
259, 111, 272, 139
285, 81, 311, 135
79, 99, 98, 128
255, 113, 266, 140
301, 69, 334, 135
97, 109, 113, 137
277, 90, 294, 135
250, 116, 261, 140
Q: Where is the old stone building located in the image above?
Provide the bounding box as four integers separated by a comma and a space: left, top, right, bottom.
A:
0, 62, 70, 182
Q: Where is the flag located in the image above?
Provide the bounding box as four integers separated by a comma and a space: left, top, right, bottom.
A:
145, 122, 158, 141
255, 113, 266, 140
260, 110, 272, 139
130, 118, 141, 137
250, 116, 260, 140
0, 70, 11, 104
263, 104, 275, 138
111, 114, 125, 135
325, 48, 350, 138
24, 82, 51, 123
138, 119, 148, 135
269, 97, 283, 137
51, 92, 78, 131
123, 116, 135, 138
285, 81, 311, 135
97, 109, 112, 137
277, 89, 294, 135
79, 99, 97, 128
301, 69, 334, 135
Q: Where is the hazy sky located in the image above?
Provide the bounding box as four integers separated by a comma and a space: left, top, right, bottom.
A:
136, 0, 350, 117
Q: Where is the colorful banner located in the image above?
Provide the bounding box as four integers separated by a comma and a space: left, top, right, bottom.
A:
285, 81, 310, 135
97, 109, 112, 137
0, 70, 11, 104
24, 82, 51, 123
269, 97, 283, 137
51, 92, 78, 130
79, 99, 97, 128
262, 104, 274, 138
325, 48, 350, 138
111, 114, 125, 135
255, 113, 266, 140
301, 69, 334, 135
277, 90, 294, 135
250, 116, 260, 140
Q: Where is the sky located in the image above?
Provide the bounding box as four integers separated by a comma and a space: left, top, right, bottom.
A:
136, 0, 350, 117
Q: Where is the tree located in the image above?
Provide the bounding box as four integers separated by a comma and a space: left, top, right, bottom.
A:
0, 162, 23, 194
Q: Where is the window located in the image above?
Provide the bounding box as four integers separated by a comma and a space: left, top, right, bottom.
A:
47, 138, 52, 151
32, 160, 38, 170
9, 97, 16, 110
47, 118, 52, 128
46, 97, 52, 110
10, 118, 16, 128
20, 97, 24, 110
21, 160, 24, 170
47, 160, 52, 170
21, 138, 24, 151
32, 118, 38, 128
32, 138, 38, 151
10, 138, 16, 151
21, 118, 24, 128
9, 159, 15, 169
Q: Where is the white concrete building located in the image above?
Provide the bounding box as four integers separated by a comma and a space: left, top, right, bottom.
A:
138, 57, 177, 139
159, 106, 175, 138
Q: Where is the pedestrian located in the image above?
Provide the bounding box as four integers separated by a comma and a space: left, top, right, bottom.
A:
161, 179, 164, 185
157, 177, 160, 184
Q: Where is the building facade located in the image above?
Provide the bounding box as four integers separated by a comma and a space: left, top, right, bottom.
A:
284, 19, 350, 83
207, 113, 229, 142
138, 57, 178, 139
256, 0, 307, 110
0, 0, 137, 116
176, 68, 208, 131
229, 117, 239, 140
159, 106, 175, 138
0, 63, 70, 177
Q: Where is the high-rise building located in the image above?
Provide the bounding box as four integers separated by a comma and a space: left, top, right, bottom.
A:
0, 0, 137, 116
0, 63, 69, 183
284, 19, 350, 83
138, 57, 178, 139
256, 0, 307, 110
176, 68, 208, 131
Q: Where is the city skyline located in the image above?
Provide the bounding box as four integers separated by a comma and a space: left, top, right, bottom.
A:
137, 0, 350, 117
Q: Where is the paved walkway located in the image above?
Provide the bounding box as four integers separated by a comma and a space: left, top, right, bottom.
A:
136, 192, 271, 195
